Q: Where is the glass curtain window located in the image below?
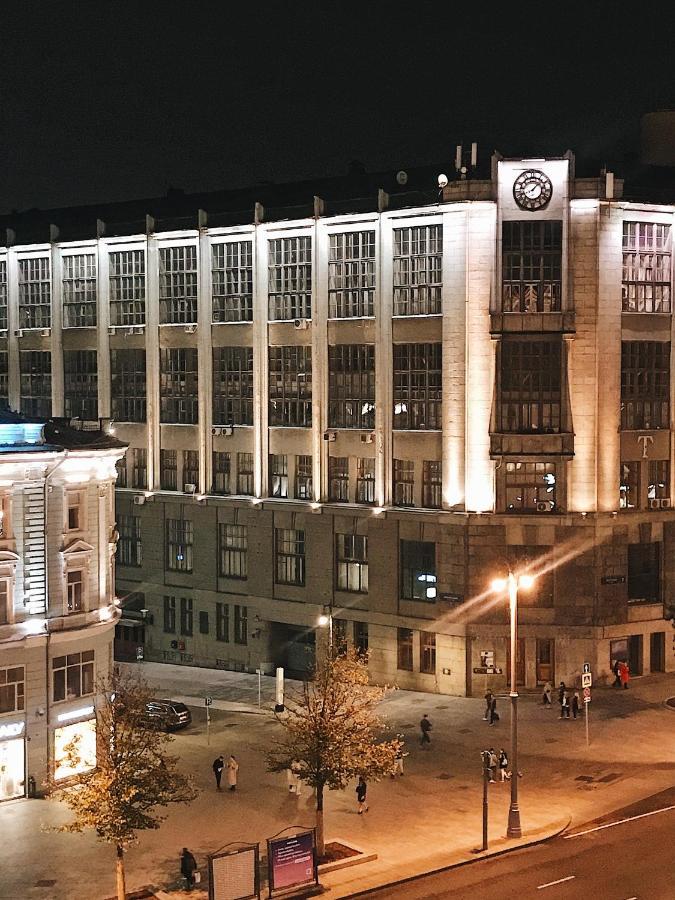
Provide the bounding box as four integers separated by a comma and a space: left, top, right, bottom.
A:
622, 222, 671, 313
62, 254, 97, 327
213, 347, 253, 425
328, 231, 375, 318
159, 245, 197, 324
212, 241, 253, 322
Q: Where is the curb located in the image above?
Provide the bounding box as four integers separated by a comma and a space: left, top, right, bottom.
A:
339, 815, 572, 898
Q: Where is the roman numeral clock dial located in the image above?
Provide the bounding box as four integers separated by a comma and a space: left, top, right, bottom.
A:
513, 169, 553, 210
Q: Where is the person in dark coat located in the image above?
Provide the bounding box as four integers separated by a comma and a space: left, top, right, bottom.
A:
180, 848, 197, 889
489, 697, 499, 725
612, 660, 622, 688
558, 681, 567, 707
356, 776, 369, 813
419, 714, 432, 747
212, 755, 224, 790
571, 691, 580, 719
483, 689, 493, 720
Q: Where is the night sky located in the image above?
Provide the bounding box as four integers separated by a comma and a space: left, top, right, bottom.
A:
1, 1, 673, 213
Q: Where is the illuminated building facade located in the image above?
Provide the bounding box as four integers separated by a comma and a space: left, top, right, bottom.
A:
0, 151, 673, 698
0, 415, 124, 799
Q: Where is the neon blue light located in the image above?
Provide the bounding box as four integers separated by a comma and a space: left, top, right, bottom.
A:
0, 424, 44, 446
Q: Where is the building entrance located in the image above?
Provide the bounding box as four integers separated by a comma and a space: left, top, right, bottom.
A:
0, 734, 25, 800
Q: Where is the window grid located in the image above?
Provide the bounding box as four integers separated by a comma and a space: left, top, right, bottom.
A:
295, 455, 313, 500
0, 352, 6, 408
400, 540, 436, 602
621, 341, 670, 430
66, 571, 83, 612
18, 257, 51, 329
216, 602, 229, 642
19, 351, 52, 418
234, 604, 248, 645
420, 632, 436, 674
620, 460, 640, 509
180, 597, 193, 636
354, 621, 368, 655
116, 457, 128, 488
269, 454, 288, 497
111, 349, 146, 422
622, 222, 671, 313
275, 528, 306, 586
393, 225, 442, 316
648, 460, 670, 501
160, 348, 199, 424
183, 450, 199, 489
328, 231, 376, 318
268, 236, 312, 320
212, 451, 231, 495
219, 524, 248, 579
160, 449, 178, 491
213, 347, 253, 425
163, 596, 176, 633
166, 518, 194, 573
393, 343, 441, 430
131, 448, 148, 490
393, 459, 415, 507
499, 339, 562, 433
502, 221, 562, 313
505, 461, 557, 512
268, 346, 312, 427
356, 457, 375, 504
159, 245, 198, 324
336, 534, 368, 592
109, 249, 145, 326
62, 254, 97, 327
117, 514, 142, 567
423, 460, 442, 509
212, 241, 253, 322
0, 260, 7, 330
237, 452, 254, 495
397, 628, 414, 671
328, 344, 375, 429
329, 457, 349, 502
0, 666, 25, 714
52, 650, 94, 702
64, 350, 98, 420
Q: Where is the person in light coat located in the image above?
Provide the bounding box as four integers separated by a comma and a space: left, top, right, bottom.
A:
227, 754, 239, 791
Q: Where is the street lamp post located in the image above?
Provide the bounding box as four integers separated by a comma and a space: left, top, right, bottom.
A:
318, 605, 333, 657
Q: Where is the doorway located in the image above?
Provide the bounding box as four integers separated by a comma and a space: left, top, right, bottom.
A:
536, 639, 555, 684
628, 634, 643, 676
650, 632, 665, 672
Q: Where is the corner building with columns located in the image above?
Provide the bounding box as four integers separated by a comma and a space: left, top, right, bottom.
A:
1, 150, 674, 697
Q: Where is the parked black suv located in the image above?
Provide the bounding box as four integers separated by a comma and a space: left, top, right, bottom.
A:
143, 699, 192, 731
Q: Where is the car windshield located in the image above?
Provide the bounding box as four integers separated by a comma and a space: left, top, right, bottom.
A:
169, 702, 189, 713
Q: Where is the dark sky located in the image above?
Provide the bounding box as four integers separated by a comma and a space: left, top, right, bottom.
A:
0, 1, 673, 213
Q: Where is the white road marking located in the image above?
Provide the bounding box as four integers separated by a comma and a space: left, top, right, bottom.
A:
537, 875, 576, 889
564, 804, 675, 839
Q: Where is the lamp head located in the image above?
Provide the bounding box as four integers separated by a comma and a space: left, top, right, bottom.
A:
318, 614, 330, 627
519, 574, 535, 589
491, 577, 507, 592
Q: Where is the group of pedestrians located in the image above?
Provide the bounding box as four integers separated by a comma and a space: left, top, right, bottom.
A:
482, 747, 510, 782
612, 660, 630, 689
211, 754, 239, 791
542, 681, 582, 718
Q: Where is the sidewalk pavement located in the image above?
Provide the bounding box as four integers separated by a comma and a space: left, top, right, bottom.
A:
2, 662, 675, 900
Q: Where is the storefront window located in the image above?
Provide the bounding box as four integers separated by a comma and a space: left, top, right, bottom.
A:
54, 718, 96, 781
0, 733, 25, 800
52, 651, 94, 702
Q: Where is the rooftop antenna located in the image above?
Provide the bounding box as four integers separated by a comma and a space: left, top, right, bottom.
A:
455, 143, 479, 180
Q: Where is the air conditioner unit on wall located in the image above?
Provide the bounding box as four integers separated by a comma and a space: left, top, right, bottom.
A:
108, 326, 116, 336
41, 328, 51, 337
360, 432, 375, 444
649, 498, 661, 510
212, 425, 233, 436
535, 501, 549, 512
294, 319, 310, 330
660, 498, 671, 509
183, 483, 197, 495
133, 495, 145, 506
323, 431, 337, 442
184, 324, 197, 334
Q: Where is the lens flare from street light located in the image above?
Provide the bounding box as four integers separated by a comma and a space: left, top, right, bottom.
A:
519, 574, 535, 589
318, 614, 329, 627
491, 578, 507, 592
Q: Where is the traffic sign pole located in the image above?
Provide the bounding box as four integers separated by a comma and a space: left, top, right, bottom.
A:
585, 697, 589, 747
205, 696, 212, 746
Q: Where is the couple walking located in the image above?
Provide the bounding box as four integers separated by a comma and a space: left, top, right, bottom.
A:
483, 690, 499, 725
212, 754, 239, 791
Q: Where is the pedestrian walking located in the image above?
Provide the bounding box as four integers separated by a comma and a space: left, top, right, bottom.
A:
212, 755, 224, 790
559, 690, 570, 718
483, 689, 493, 720
612, 659, 622, 688
542, 681, 552, 706
487, 748, 498, 783
419, 714, 432, 747
391, 736, 407, 777
499, 748, 510, 781
180, 848, 198, 890
489, 697, 499, 725
619, 661, 630, 689
557, 681, 567, 706
356, 776, 369, 814
571, 691, 580, 719
227, 754, 239, 791
291, 759, 302, 797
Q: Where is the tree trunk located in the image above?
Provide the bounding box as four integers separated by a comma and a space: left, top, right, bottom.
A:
116, 844, 126, 900
315, 783, 325, 858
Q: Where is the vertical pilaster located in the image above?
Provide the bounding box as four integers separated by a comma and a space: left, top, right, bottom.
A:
443, 206, 466, 508
7, 249, 20, 411
312, 219, 328, 501
50, 245, 65, 416
253, 225, 269, 499
145, 236, 160, 490
376, 216, 393, 506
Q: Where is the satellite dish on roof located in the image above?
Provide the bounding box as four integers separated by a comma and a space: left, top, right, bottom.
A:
396, 170, 408, 186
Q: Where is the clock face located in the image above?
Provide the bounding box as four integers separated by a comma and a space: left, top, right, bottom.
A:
513, 169, 553, 211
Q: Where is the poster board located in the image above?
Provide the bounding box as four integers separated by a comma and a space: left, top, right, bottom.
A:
267, 829, 317, 895
209, 843, 259, 900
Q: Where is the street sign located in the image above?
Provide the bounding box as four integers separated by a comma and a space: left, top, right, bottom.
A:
582, 662, 591, 674
135, 646, 144, 661
583, 686, 591, 702
205, 696, 213, 706
582, 672, 592, 688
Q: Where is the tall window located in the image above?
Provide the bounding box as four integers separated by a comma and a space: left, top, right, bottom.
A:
163, 596, 176, 633
329, 457, 349, 502
182, 450, 199, 488
275, 528, 306, 586
354, 621, 368, 655
160, 348, 198, 424
180, 597, 193, 636
648, 460, 670, 502
505, 461, 557, 512
237, 452, 254, 495
0, 353, 7, 408
393, 459, 415, 507
64, 350, 98, 419
111, 349, 146, 422
62, 253, 97, 327
356, 457, 375, 504
393, 343, 441, 429
336, 534, 368, 592
19, 351, 51, 417
628, 542, 660, 603
216, 602, 229, 641
502, 220, 562, 313
117, 514, 142, 567
53, 650, 94, 702
66, 571, 83, 613
160, 449, 177, 491
328, 231, 376, 318
213, 347, 253, 425
159, 245, 198, 324
499, 338, 562, 432
269, 454, 288, 498
131, 448, 148, 489
0, 259, 7, 330
109, 249, 145, 326
0, 666, 24, 714
420, 632, 436, 674
397, 628, 414, 671
212, 241, 253, 322
400, 540, 436, 601
268, 346, 312, 427
234, 604, 248, 645
423, 460, 442, 509
167, 518, 193, 573
328, 345, 375, 429
622, 222, 671, 313
621, 341, 670, 430
18, 257, 51, 329
393, 225, 442, 316
268, 236, 312, 320
218, 524, 248, 579
295, 455, 313, 500
212, 451, 231, 494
